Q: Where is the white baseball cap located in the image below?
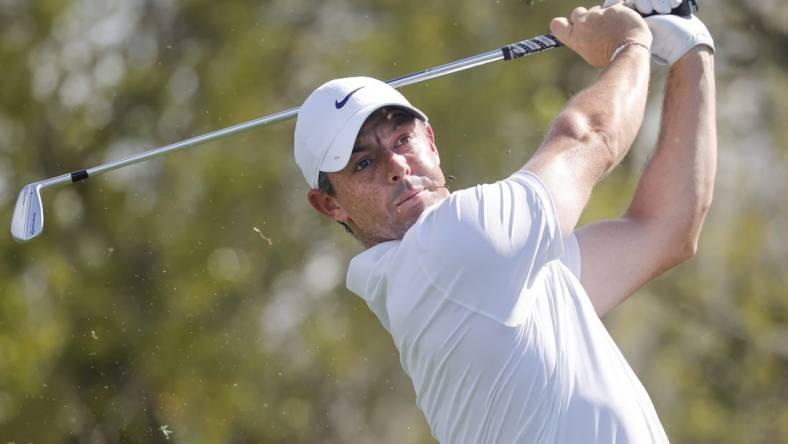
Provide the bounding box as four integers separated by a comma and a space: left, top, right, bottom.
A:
294, 76, 428, 188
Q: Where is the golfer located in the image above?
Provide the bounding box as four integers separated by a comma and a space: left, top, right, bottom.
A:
294, 1, 715, 442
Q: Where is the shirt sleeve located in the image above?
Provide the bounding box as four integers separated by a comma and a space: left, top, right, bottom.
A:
559, 232, 582, 279
411, 170, 564, 325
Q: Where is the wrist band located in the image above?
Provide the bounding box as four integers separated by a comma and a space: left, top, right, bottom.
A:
609, 41, 651, 62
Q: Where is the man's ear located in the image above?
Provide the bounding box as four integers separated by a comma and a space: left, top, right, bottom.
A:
307, 189, 348, 223
424, 122, 440, 164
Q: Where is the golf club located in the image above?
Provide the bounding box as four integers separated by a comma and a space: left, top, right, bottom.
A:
10, 1, 696, 242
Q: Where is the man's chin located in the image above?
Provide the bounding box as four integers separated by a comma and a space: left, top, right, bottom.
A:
418, 187, 450, 210
397, 189, 447, 230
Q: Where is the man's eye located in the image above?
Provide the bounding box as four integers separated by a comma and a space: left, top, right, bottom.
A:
354, 158, 372, 172
397, 134, 412, 146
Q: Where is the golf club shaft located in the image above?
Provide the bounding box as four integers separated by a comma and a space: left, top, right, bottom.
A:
13, 0, 698, 242
29, 33, 562, 194
25, 0, 699, 194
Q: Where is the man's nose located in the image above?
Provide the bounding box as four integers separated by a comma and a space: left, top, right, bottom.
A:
385, 151, 410, 183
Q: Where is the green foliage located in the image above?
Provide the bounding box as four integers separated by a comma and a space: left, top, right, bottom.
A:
0, 0, 786, 442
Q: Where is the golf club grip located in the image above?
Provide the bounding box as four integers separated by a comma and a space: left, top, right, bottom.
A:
502, 0, 698, 61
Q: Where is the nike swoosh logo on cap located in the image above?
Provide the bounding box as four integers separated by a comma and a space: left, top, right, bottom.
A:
334, 87, 364, 109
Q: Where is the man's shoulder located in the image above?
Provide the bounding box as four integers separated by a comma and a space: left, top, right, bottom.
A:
347, 240, 399, 298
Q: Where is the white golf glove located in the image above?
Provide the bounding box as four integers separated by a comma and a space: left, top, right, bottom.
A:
604, 0, 715, 65
644, 14, 714, 65
604, 0, 682, 15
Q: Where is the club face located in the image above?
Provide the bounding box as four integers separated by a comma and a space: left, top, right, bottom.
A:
11, 184, 44, 242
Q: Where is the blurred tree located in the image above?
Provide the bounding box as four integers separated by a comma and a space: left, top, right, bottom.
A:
0, 0, 786, 443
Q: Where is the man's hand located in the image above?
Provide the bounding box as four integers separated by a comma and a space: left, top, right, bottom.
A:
550, 5, 652, 68
606, 0, 715, 65
644, 14, 714, 65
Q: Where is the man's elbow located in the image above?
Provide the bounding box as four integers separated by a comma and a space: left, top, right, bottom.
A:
658, 235, 699, 271
665, 198, 713, 266
674, 237, 700, 264
551, 110, 619, 172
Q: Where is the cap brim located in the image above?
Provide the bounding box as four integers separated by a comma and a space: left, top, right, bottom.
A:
317, 103, 428, 177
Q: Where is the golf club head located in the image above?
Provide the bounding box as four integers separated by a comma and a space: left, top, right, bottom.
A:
11, 183, 44, 242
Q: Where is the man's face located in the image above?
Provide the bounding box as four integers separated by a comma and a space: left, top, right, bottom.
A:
308, 109, 450, 246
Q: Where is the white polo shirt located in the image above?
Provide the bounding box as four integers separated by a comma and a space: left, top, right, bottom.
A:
347, 171, 668, 444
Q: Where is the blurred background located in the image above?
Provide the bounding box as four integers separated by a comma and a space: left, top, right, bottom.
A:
1, 0, 786, 442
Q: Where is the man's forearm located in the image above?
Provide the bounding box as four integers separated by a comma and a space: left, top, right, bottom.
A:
526, 43, 651, 236
627, 47, 717, 259
525, 5, 653, 237
550, 44, 651, 181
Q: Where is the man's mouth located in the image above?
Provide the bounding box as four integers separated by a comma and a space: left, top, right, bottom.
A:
396, 189, 423, 207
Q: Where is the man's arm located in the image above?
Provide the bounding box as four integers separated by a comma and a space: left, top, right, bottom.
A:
577, 47, 717, 316
523, 5, 653, 238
